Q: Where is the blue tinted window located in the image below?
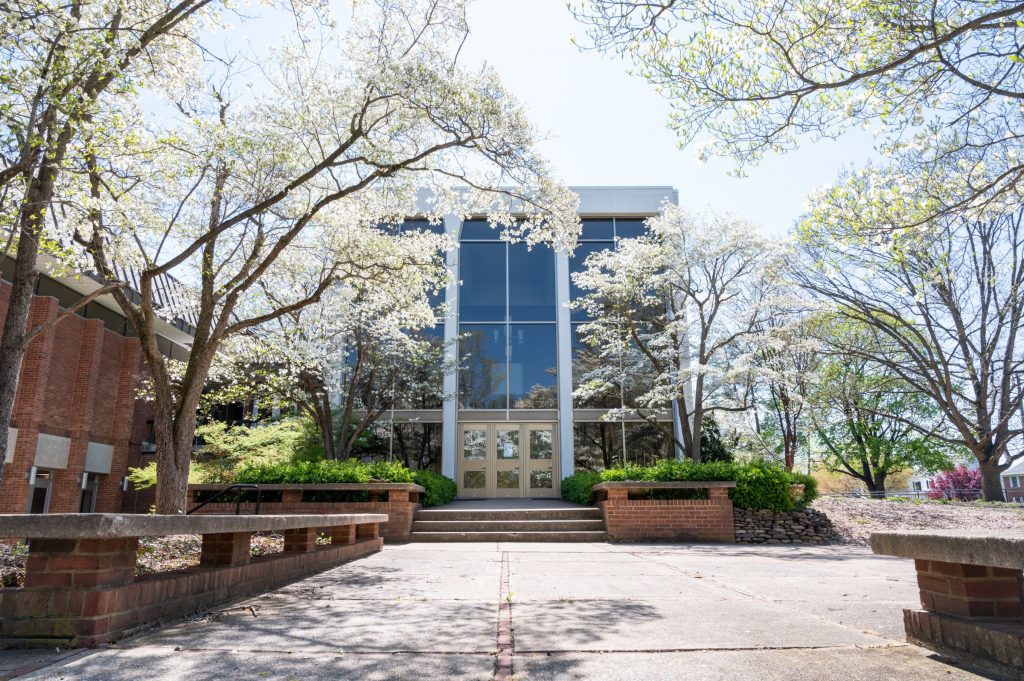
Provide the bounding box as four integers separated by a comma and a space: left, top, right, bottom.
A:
459, 324, 507, 409
569, 241, 613, 321
508, 244, 555, 321
460, 219, 501, 240
580, 219, 615, 240
615, 218, 648, 240
509, 324, 557, 408
459, 243, 505, 321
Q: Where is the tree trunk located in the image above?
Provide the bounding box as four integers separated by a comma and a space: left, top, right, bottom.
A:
978, 455, 1005, 502
783, 429, 797, 472
153, 411, 188, 514
0, 172, 52, 491
689, 407, 703, 462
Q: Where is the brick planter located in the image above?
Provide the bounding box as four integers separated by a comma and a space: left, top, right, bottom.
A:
0, 513, 385, 647
872, 530, 1024, 680
187, 483, 423, 543
593, 481, 737, 543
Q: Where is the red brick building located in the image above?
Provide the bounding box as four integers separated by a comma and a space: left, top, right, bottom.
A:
0, 256, 194, 515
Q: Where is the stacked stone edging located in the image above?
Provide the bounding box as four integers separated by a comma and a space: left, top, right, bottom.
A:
733, 507, 834, 544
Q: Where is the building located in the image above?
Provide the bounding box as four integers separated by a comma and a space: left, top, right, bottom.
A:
0, 253, 194, 514
1001, 459, 1024, 502
385, 186, 680, 498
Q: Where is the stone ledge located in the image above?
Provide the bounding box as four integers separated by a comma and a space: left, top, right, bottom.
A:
592, 480, 737, 490
189, 483, 425, 492
871, 530, 1024, 570
0, 513, 387, 540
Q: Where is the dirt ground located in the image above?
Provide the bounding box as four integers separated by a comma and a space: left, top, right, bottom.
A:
813, 495, 1024, 545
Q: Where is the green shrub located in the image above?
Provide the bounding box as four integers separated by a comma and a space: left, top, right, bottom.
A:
413, 470, 457, 507
560, 471, 603, 504
234, 459, 372, 485
559, 459, 799, 511
787, 471, 819, 509
731, 460, 793, 512
365, 460, 415, 483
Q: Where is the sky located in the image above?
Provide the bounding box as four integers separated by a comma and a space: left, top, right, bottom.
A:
213, 0, 882, 237
458, 0, 880, 236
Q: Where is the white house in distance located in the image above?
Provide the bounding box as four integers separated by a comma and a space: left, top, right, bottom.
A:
1001, 460, 1024, 502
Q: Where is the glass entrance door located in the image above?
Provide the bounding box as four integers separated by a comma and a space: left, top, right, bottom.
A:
458, 423, 559, 498
460, 427, 489, 499
526, 425, 557, 498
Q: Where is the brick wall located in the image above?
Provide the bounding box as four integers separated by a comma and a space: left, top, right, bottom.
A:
189, 489, 420, 542
903, 558, 1024, 679
0, 532, 382, 647
0, 280, 148, 515
598, 487, 735, 543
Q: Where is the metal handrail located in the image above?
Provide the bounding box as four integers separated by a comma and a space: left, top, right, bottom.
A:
186, 483, 261, 515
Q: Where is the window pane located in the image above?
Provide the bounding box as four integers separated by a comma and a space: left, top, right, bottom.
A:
569, 242, 613, 321
392, 423, 443, 472
580, 219, 615, 240
573, 422, 623, 472
625, 422, 672, 466
463, 429, 487, 460
508, 244, 555, 321
572, 324, 620, 409
496, 469, 519, 489
459, 324, 507, 409
459, 243, 505, 321
460, 219, 501, 240
393, 325, 445, 409
509, 324, 557, 408
615, 218, 648, 240
529, 429, 553, 460
497, 429, 519, 459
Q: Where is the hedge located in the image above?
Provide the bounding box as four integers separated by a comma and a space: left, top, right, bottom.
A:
233, 459, 455, 507
560, 460, 818, 511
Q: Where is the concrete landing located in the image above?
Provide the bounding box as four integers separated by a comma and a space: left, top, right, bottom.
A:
5, 543, 994, 680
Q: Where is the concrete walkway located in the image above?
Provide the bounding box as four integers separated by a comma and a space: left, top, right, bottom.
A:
5, 543, 999, 680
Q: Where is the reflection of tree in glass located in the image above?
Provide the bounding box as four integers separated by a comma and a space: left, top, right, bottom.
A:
390, 423, 443, 473
573, 422, 623, 471
463, 429, 487, 460
459, 329, 505, 409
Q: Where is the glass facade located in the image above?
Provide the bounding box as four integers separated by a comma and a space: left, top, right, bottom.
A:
570, 218, 652, 407
458, 227, 557, 410
358, 190, 680, 494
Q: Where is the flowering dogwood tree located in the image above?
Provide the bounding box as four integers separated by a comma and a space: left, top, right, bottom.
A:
570, 0, 1024, 224
0, 0, 237, 493
210, 227, 451, 461
58, 0, 579, 512
572, 204, 778, 461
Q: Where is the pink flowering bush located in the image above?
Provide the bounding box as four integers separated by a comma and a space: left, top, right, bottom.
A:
928, 465, 982, 500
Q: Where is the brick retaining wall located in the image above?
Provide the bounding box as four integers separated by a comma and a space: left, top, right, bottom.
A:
594, 482, 736, 543
0, 514, 384, 647
187, 485, 421, 542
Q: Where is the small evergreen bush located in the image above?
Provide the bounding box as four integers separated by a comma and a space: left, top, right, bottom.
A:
235, 459, 372, 484
787, 471, 819, 509
413, 470, 458, 507
365, 460, 415, 483
560, 471, 603, 504
731, 460, 793, 511
559, 459, 810, 512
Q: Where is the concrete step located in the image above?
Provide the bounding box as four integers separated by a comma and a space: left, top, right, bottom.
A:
412, 519, 606, 533
409, 530, 608, 542
415, 508, 602, 522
